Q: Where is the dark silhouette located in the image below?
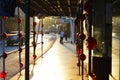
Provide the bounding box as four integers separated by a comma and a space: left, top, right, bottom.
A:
59, 30, 64, 44
64, 31, 68, 41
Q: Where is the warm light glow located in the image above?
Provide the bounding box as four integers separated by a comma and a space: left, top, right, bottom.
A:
30, 49, 65, 80
35, 16, 40, 23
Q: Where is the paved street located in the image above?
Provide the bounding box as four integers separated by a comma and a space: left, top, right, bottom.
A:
10, 34, 88, 80
0, 34, 56, 56
111, 37, 120, 80
0, 34, 119, 80
0, 33, 56, 80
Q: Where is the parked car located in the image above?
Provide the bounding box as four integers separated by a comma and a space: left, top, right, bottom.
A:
6, 31, 25, 46
44, 29, 50, 34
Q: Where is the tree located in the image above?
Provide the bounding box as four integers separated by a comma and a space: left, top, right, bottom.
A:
113, 0, 120, 16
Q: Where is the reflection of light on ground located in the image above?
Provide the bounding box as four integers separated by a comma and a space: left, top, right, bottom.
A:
31, 49, 64, 80
111, 53, 119, 80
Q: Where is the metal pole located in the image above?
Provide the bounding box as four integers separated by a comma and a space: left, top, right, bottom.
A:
2, 16, 6, 80
18, 7, 22, 75
81, 22, 84, 80
79, 0, 84, 76
118, 28, 120, 80
78, 57, 80, 75
88, 0, 93, 75
36, 20, 40, 44
25, 0, 30, 79
33, 17, 36, 64
41, 19, 44, 57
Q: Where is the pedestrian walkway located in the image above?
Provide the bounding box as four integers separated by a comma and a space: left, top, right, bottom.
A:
10, 35, 88, 80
